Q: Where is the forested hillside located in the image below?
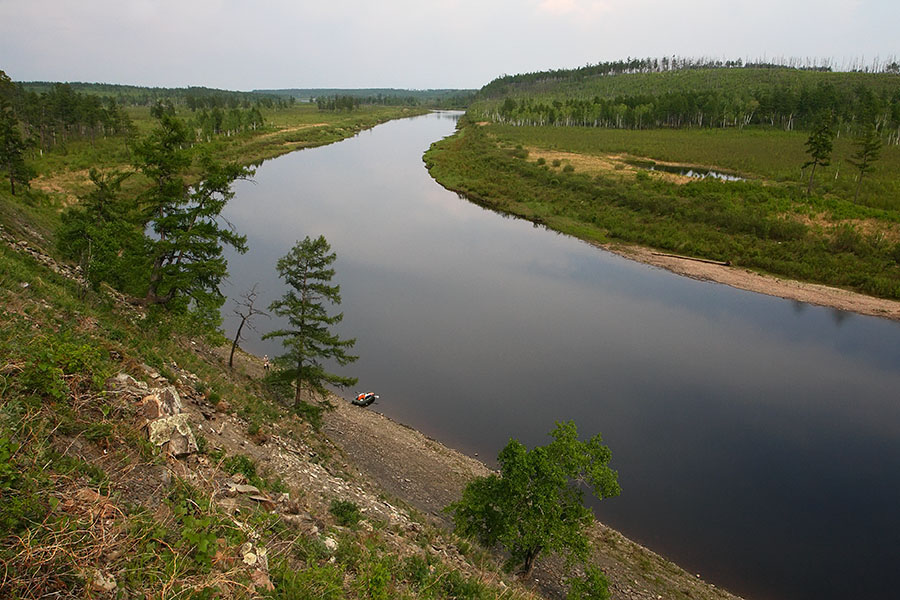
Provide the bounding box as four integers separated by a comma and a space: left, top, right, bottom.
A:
472, 58, 900, 141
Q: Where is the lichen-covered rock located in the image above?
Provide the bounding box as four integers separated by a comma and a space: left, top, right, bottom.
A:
141, 387, 183, 419
148, 413, 198, 456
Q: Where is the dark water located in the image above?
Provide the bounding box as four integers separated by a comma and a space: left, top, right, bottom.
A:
220, 112, 900, 600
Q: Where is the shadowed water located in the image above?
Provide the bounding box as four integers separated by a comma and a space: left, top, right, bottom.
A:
220, 112, 900, 600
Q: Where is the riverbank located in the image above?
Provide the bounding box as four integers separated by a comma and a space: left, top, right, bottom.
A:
423, 121, 900, 320
226, 346, 743, 600
321, 395, 744, 600
605, 241, 900, 321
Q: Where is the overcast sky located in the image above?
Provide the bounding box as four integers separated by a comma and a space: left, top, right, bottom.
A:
1, 0, 897, 91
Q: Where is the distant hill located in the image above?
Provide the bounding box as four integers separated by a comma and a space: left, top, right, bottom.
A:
469, 58, 900, 135
17, 81, 286, 107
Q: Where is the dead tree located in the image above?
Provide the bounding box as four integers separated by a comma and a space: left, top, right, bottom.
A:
229, 284, 269, 369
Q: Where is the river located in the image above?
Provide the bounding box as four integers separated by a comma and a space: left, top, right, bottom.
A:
220, 111, 900, 600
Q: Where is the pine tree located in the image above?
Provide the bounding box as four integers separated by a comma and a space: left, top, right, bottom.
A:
57, 168, 147, 293
263, 236, 357, 405
803, 111, 835, 196
848, 121, 882, 203
133, 111, 252, 324
0, 96, 34, 196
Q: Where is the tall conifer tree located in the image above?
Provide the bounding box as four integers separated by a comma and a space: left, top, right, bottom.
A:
264, 236, 357, 405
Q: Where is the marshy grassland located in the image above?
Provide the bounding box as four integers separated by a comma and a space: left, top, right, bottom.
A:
425, 117, 900, 303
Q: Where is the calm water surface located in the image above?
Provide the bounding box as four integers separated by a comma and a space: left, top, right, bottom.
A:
221, 112, 900, 600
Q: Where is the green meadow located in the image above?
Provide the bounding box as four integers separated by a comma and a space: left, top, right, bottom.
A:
425, 119, 900, 299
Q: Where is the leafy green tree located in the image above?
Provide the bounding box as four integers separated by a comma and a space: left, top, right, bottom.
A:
448, 421, 620, 577
133, 111, 252, 324
803, 111, 835, 195
263, 236, 358, 405
0, 93, 34, 196
848, 121, 882, 203
57, 168, 147, 292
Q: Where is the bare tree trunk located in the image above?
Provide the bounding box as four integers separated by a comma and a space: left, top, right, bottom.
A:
229, 318, 247, 369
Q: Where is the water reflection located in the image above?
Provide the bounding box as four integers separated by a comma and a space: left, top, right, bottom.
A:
220, 112, 900, 600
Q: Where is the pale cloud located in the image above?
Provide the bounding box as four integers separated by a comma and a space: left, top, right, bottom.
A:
536, 0, 620, 19
0, 0, 896, 89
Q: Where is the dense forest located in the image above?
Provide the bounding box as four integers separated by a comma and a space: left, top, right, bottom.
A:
18, 81, 293, 110
259, 87, 476, 109
1, 75, 281, 157
472, 58, 900, 142
3, 79, 134, 153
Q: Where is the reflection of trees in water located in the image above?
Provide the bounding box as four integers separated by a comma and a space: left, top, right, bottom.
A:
831, 308, 852, 326
792, 301, 852, 326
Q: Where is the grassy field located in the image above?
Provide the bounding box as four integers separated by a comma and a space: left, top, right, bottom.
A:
425, 119, 900, 299
5, 103, 425, 243
486, 124, 900, 211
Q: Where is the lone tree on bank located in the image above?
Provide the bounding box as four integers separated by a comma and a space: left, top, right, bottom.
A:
448, 421, 620, 580
803, 110, 836, 196
263, 236, 357, 405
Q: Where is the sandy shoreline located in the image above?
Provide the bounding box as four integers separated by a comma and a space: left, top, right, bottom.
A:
603, 241, 900, 321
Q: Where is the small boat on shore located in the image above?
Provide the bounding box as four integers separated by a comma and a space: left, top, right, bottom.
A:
352, 392, 379, 407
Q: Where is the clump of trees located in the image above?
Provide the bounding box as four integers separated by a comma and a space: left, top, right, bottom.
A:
188, 106, 265, 141
8, 81, 133, 153
448, 421, 620, 584
315, 95, 361, 111
57, 105, 253, 330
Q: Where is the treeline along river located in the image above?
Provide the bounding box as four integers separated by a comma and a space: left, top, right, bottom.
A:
220, 112, 900, 600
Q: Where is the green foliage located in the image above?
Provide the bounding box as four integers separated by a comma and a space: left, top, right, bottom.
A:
0, 91, 35, 196
353, 552, 394, 600
268, 561, 344, 600
567, 566, 611, 600
448, 421, 619, 577
263, 235, 358, 404
57, 168, 148, 294
133, 111, 252, 324
474, 61, 900, 137
401, 554, 493, 599
330, 499, 362, 527
803, 111, 836, 194
223, 453, 259, 481
848, 120, 883, 202
16, 329, 111, 401
168, 479, 232, 571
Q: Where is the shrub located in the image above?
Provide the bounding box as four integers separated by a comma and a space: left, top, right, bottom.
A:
330, 499, 362, 527
567, 566, 610, 600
